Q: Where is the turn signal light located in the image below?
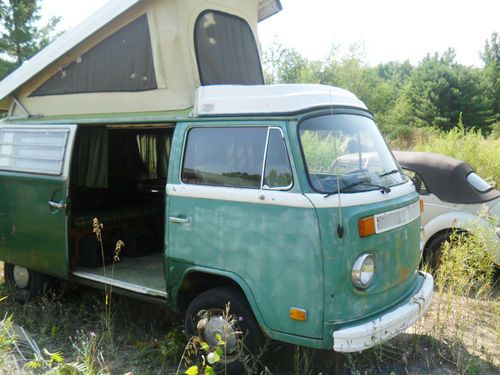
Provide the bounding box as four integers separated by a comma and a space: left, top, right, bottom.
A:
358, 216, 376, 237
419, 199, 424, 214
290, 307, 307, 321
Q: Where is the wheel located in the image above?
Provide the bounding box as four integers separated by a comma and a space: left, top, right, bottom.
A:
185, 286, 265, 374
423, 232, 450, 271
3, 263, 50, 303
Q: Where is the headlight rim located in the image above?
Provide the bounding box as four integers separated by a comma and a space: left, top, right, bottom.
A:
352, 253, 376, 290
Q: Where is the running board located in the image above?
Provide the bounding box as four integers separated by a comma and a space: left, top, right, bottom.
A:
72, 271, 168, 299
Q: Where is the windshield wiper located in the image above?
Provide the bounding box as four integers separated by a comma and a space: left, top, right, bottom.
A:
342, 180, 391, 194
378, 169, 399, 177
324, 180, 391, 197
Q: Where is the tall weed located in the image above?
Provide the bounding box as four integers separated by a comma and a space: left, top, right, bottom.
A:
424, 217, 498, 369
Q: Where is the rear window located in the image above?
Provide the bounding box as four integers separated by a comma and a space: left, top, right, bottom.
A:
466, 172, 492, 192
0, 128, 69, 175
181, 127, 292, 190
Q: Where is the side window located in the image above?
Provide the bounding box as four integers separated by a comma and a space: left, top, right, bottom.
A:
0, 128, 69, 175
402, 168, 429, 195
263, 128, 293, 189
194, 10, 264, 86
30, 15, 157, 96
181, 126, 293, 190
182, 127, 267, 188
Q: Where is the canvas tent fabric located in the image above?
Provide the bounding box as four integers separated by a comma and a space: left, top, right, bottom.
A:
0, 0, 277, 117
394, 151, 500, 204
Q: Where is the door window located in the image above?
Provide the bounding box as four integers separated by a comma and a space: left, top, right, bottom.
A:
0, 128, 70, 175
181, 126, 292, 190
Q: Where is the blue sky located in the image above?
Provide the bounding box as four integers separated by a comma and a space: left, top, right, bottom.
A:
42, 0, 499, 67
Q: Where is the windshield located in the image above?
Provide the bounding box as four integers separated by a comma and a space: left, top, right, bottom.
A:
299, 114, 406, 194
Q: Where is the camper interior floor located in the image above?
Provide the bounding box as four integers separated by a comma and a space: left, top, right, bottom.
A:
72, 253, 167, 298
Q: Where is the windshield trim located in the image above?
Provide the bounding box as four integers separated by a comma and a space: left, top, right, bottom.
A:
297, 111, 407, 195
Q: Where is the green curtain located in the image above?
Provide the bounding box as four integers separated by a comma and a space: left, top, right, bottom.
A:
71, 127, 108, 188
137, 133, 170, 179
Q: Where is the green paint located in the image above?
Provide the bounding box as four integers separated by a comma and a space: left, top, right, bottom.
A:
0, 172, 69, 278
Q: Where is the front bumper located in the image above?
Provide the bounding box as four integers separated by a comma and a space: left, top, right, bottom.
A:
333, 272, 433, 352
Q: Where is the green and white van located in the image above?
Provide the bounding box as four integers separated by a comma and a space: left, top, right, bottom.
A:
0, 84, 432, 361
0, 0, 432, 370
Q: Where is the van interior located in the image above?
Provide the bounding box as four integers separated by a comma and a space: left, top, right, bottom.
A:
68, 125, 174, 298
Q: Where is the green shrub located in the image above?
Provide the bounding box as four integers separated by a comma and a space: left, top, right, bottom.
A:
410, 122, 500, 187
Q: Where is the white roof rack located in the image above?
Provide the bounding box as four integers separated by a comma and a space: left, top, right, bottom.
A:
193, 84, 367, 116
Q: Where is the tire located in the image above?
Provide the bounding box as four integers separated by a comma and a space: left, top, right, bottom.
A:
423, 232, 451, 271
3, 263, 50, 303
185, 286, 265, 374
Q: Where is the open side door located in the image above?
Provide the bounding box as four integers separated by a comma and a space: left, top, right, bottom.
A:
0, 124, 77, 278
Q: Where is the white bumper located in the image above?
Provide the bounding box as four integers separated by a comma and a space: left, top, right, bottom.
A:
333, 272, 433, 352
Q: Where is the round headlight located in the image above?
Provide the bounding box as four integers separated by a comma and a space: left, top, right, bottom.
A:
352, 254, 375, 289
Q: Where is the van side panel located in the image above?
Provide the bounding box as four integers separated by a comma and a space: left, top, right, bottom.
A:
0, 173, 69, 278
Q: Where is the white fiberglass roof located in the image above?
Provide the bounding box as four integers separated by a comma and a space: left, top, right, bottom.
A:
193, 84, 368, 116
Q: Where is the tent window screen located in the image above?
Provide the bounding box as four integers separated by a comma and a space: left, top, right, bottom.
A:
30, 15, 157, 96
0, 129, 69, 175
195, 10, 264, 86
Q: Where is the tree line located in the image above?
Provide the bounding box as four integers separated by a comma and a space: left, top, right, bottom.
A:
263, 33, 499, 140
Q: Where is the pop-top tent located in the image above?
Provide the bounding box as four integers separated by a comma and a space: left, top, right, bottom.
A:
0, 0, 282, 118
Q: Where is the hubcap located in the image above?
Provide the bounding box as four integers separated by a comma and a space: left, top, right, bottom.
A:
204, 316, 237, 352
198, 310, 242, 363
13, 266, 29, 289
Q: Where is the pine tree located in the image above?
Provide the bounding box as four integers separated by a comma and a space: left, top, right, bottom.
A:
0, 0, 60, 78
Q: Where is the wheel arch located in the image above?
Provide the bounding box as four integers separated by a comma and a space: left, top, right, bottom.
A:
173, 267, 269, 335
422, 211, 476, 249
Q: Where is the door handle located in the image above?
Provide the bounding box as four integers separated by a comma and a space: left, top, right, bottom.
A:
48, 200, 67, 210
169, 216, 191, 224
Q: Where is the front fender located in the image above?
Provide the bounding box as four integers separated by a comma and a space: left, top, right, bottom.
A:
422, 211, 477, 247
423, 212, 500, 263
172, 266, 270, 336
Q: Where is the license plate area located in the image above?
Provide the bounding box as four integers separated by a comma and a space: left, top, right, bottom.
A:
375, 201, 420, 234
